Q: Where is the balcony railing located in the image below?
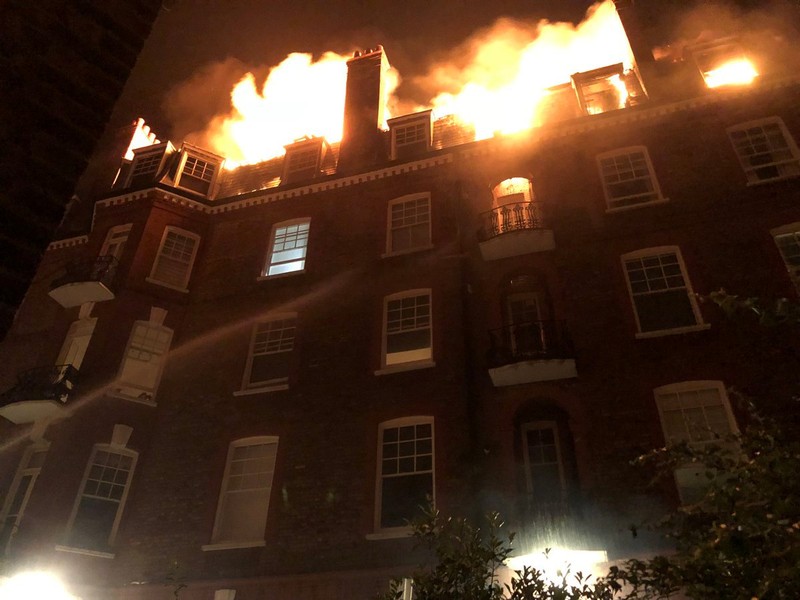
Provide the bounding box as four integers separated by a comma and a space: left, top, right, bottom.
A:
487, 320, 574, 367
50, 255, 119, 290
0, 365, 78, 423
478, 201, 546, 241
48, 256, 119, 307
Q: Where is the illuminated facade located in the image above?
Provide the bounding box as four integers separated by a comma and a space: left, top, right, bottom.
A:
1, 4, 799, 599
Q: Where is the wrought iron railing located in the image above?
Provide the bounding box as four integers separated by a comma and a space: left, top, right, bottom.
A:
478, 201, 546, 241
50, 255, 119, 290
487, 320, 574, 367
0, 364, 78, 407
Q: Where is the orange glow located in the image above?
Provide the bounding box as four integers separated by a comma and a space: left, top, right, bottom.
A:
124, 118, 159, 160
426, 0, 634, 138
704, 59, 758, 88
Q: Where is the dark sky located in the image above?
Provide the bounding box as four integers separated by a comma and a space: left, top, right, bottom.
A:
107, 0, 597, 138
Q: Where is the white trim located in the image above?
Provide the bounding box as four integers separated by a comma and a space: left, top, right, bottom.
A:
521, 421, 566, 502
233, 383, 290, 396
621, 246, 705, 336
596, 146, 665, 210
388, 110, 433, 161
62, 442, 138, 552
209, 436, 279, 547
770, 222, 800, 293
54, 544, 115, 559
262, 219, 311, 278
100, 223, 132, 259
654, 380, 740, 443
148, 226, 201, 291
727, 116, 800, 184
125, 142, 172, 188
381, 289, 433, 369
373, 416, 435, 533
174, 143, 224, 197
0, 442, 49, 554
240, 314, 296, 391
47, 236, 89, 251
385, 193, 432, 256
112, 315, 174, 404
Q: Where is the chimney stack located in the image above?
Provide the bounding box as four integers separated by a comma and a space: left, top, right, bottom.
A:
337, 46, 389, 173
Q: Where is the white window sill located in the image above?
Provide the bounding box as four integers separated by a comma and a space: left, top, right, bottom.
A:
201, 540, 266, 551
635, 323, 711, 339
55, 544, 115, 559
145, 277, 189, 293
106, 390, 158, 406
745, 172, 799, 186
257, 270, 305, 282
375, 359, 436, 376
605, 197, 669, 213
365, 528, 413, 541
233, 383, 289, 396
381, 243, 435, 259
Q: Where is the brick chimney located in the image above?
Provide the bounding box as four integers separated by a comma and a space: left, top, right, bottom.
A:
337, 46, 389, 173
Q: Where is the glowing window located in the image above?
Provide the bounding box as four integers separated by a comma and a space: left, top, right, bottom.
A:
728, 118, 800, 183
689, 38, 757, 88
376, 418, 434, 530
148, 227, 200, 291
383, 290, 432, 367
242, 316, 296, 390
622, 247, 704, 335
572, 63, 628, 116
598, 147, 663, 210
210, 437, 278, 546
387, 194, 431, 255
263, 219, 310, 277
0, 445, 48, 554
65, 445, 137, 552
654, 381, 738, 503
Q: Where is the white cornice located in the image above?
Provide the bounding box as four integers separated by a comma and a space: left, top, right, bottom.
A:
47, 235, 88, 250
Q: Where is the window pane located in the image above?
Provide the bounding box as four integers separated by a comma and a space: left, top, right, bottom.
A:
266, 221, 310, 275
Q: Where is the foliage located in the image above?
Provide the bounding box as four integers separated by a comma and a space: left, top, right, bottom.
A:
605, 401, 800, 600
379, 505, 619, 600
705, 290, 800, 327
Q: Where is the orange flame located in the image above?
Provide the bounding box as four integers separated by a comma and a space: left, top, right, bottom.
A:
704, 58, 758, 88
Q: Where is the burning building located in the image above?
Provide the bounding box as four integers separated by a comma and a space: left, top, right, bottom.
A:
0, 1, 799, 599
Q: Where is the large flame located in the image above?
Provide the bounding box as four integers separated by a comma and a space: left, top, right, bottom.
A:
704, 58, 758, 88
189, 0, 632, 166
424, 0, 633, 139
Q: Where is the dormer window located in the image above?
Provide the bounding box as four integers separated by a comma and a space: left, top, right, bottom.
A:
688, 37, 757, 88
126, 142, 173, 189
175, 144, 224, 196
282, 138, 325, 185
572, 64, 628, 116
389, 111, 432, 160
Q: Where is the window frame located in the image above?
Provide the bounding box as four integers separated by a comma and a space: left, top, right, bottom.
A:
111, 317, 173, 404
260, 218, 311, 279
204, 436, 279, 550
727, 117, 800, 185
653, 381, 739, 503
282, 139, 324, 184
125, 142, 172, 188
146, 226, 201, 292
521, 421, 566, 507
372, 417, 435, 536
61, 443, 138, 555
388, 111, 433, 160
384, 193, 433, 257
377, 289, 435, 374
0, 443, 49, 555
621, 246, 708, 339
174, 150, 222, 197
237, 314, 297, 395
771, 222, 800, 293
100, 224, 132, 260
597, 146, 666, 212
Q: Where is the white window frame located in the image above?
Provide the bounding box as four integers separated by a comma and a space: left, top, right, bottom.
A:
0, 442, 49, 555
597, 146, 666, 212
384, 193, 432, 257
372, 417, 434, 536
100, 224, 132, 260
125, 142, 172, 188
173, 143, 223, 197
146, 226, 201, 292
236, 314, 296, 395
771, 222, 800, 293
260, 218, 311, 279
621, 246, 708, 339
727, 117, 800, 185
377, 289, 435, 375
282, 140, 323, 184
111, 313, 173, 404
61, 443, 138, 556
388, 111, 433, 160
204, 436, 279, 551
654, 381, 739, 504
521, 421, 566, 506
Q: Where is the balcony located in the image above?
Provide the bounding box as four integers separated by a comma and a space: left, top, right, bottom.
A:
48, 256, 118, 308
487, 320, 577, 386
0, 365, 78, 424
478, 202, 555, 261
